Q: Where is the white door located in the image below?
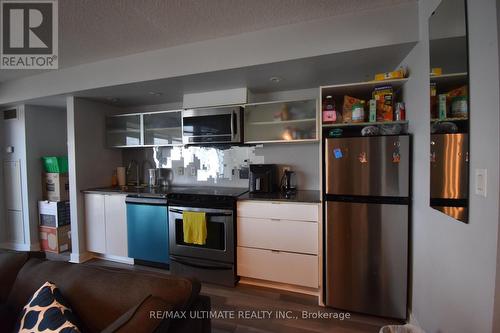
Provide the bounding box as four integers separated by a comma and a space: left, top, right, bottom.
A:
7, 210, 24, 243
4, 160, 22, 210
84, 193, 106, 253
104, 194, 128, 257
4, 160, 24, 243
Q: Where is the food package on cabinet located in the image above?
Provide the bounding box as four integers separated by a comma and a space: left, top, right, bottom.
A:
447, 85, 468, 98
342, 95, 364, 123
374, 67, 407, 81
372, 86, 394, 122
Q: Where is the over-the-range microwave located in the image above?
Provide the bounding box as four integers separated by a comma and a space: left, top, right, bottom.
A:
182, 106, 243, 144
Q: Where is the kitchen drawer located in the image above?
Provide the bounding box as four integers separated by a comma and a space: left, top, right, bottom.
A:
237, 217, 318, 254
237, 201, 319, 221
237, 246, 318, 288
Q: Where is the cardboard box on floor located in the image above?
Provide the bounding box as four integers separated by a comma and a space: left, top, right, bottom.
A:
42, 173, 69, 201
39, 224, 71, 253
39, 200, 70, 228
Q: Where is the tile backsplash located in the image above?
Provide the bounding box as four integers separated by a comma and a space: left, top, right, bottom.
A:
122, 143, 319, 190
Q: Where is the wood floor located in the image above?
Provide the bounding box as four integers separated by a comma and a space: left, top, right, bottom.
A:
81, 259, 399, 333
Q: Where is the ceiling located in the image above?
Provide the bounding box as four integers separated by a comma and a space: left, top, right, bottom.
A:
0, 0, 412, 83
23, 42, 416, 108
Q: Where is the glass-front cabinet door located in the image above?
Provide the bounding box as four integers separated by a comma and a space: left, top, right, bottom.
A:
143, 111, 182, 146
244, 99, 318, 143
106, 114, 142, 147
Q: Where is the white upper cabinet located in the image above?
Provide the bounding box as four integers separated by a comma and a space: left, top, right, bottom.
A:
106, 114, 142, 147
143, 111, 182, 146
244, 99, 318, 143
106, 110, 182, 148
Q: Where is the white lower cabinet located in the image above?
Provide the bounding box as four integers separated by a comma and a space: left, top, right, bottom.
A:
104, 194, 128, 257
237, 247, 318, 288
84, 193, 128, 257
238, 217, 318, 254
237, 201, 320, 289
84, 194, 106, 253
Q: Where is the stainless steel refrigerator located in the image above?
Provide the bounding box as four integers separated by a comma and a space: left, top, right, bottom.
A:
324, 135, 410, 319
430, 133, 468, 222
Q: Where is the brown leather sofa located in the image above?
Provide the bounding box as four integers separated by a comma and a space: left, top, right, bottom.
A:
0, 250, 211, 333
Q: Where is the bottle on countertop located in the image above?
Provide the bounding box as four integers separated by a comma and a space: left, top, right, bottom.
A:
111, 170, 118, 187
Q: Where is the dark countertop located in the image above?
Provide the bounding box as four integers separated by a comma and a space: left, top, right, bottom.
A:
83, 187, 321, 203
83, 186, 169, 197
238, 190, 321, 203
82, 185, 247, 198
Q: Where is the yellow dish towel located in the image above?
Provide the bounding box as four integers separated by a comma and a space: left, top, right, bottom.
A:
182, 211, 207, 245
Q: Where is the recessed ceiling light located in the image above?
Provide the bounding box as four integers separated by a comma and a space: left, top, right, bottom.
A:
269, 76, 281, 83
106, 97, 120, 103
148, 91, 163, 96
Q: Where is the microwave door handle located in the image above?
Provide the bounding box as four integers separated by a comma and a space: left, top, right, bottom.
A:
230, 111, 235, 137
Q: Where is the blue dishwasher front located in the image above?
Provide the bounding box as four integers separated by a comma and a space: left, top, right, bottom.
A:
126, 195, 169, 264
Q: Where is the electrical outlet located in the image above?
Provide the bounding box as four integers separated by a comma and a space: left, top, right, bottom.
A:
177, 167, 184, 176
190, 166, 197, 177
475, 168, 487, 197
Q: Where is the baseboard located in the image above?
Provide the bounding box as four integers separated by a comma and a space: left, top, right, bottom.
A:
69, 251, 94, 263
30, 242, 41, 251
97, 253, 134, 265
408, 309, 420, 326
239, 277, 320, 297
0, 242, 32, 251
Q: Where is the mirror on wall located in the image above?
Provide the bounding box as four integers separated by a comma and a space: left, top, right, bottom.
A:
429, 0, 469, 223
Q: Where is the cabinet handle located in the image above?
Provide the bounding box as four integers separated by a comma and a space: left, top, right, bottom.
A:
271, 250, 280, 253
270, 218, 281, 221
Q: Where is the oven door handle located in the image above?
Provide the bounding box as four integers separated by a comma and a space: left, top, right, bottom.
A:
169, 208, 232, 217
171, 256, 232, 270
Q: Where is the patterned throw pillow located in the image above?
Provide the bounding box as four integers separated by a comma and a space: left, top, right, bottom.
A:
14, 281, 81, 333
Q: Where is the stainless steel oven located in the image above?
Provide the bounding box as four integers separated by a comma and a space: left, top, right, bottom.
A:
182, 106, 242, 144
168, 197, 237, 286
168, 206, 234, 263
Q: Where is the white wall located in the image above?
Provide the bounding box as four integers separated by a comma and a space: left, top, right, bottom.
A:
0, 2, 419, 106
24, 105, 67, 248
67, 97, 122, 262
400, 0, 500, 332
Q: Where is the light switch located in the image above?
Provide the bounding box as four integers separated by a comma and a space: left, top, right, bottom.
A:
5, 146, 14, 154
475, 169, 487, 197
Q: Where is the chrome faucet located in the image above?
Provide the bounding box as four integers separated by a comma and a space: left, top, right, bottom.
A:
126, 160, 140, 187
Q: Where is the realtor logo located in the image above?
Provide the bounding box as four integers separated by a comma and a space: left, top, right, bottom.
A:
1, 0, 58, 69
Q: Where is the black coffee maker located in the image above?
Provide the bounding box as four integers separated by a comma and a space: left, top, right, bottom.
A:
280, 170, 297, 194
249, 164, 278, 193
